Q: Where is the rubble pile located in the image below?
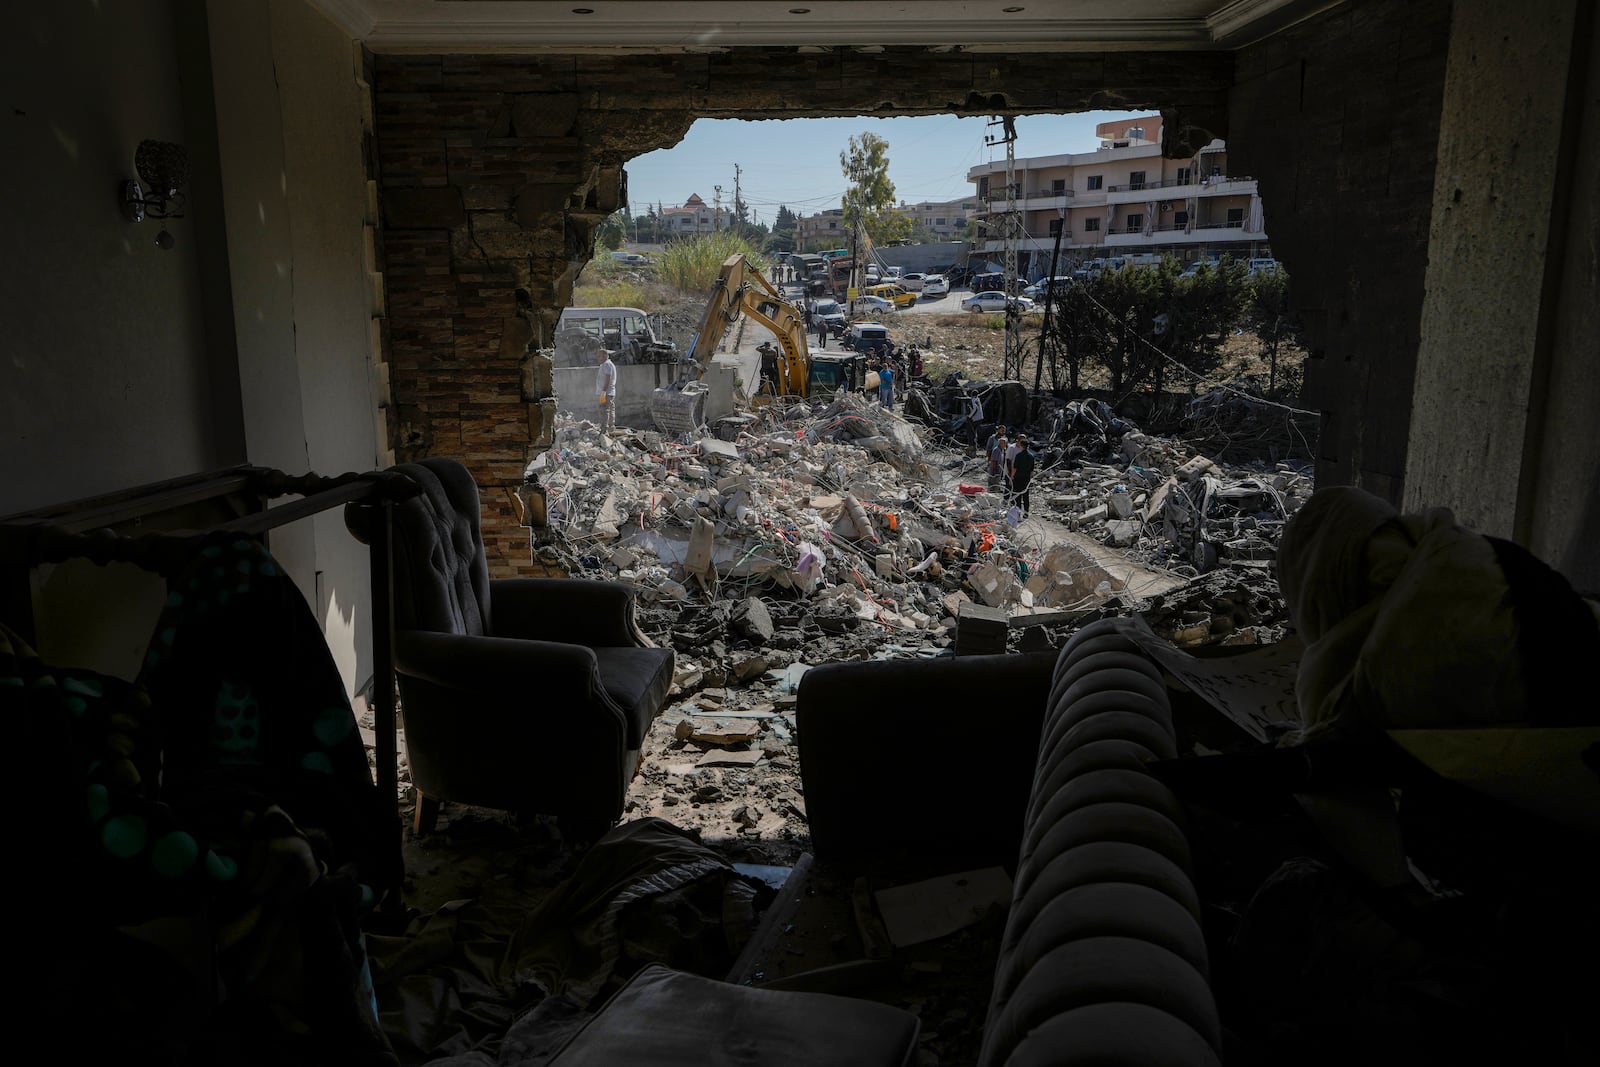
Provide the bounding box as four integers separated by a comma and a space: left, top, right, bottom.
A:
523, 388, 1310, 850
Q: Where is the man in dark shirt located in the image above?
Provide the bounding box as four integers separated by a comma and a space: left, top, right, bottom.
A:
1009, 433, 1036, 517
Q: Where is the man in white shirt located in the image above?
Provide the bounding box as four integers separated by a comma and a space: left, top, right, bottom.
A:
596, 348, 617, 431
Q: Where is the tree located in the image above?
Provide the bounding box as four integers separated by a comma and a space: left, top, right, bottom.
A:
840, 132, 896, 243
596, 209, 625, 252
1243, 267, 1295, 394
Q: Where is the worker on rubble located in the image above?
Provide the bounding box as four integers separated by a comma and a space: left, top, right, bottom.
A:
879, 361, 895, 409
595, 347, 617, 431
1009, 434, 1036, 517
989, 434, 1009, 486
959, 391, 984, 455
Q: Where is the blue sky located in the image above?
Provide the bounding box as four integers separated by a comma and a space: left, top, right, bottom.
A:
624, 110, 1140, 223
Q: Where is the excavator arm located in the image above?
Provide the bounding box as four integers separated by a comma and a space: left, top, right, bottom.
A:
685, 253, 811, 398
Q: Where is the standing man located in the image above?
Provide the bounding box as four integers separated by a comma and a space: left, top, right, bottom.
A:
596, 347, 618, 431
879, 361, 895, 409
1009, 434, 1036, 517
816, 315, 827, 350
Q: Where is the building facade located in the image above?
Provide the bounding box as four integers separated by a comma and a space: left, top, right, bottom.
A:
657, 193, 730, 234
900, 197, 978, 237
796, 208, 846, 249
966, 115, 1270, 273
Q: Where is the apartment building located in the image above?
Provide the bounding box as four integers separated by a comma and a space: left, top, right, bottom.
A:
899, 197, 978, 237
657, 193, 731, 233
796, 208, 847, 249
966, 115, 1269, 273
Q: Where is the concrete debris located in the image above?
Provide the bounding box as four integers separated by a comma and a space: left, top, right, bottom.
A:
540, 384, 1303, 848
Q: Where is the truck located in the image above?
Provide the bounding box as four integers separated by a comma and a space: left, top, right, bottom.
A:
650, 254, 865, 432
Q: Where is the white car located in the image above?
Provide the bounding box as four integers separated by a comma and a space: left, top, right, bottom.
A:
961, 290, 1033, 313
851, 294, 896, 315
900, 273, 927, 292
921, 274, 950, 297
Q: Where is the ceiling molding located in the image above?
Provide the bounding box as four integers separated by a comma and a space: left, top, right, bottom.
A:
306, 1, 1348, 54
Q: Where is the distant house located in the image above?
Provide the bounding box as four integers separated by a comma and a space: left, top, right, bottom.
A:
657, 193, 730, 234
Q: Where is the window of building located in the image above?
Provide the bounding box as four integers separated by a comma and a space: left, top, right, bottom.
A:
1051, 179, 1066, 194
1174, 211, 1189, 226
1048, 218, 1064, 236
935, 217, 946, 225
1126, 213, 1144, 232
1086, 175, 1103, 190
1127, 127, 1144, 141
1227, 207, 1244, 225
828, 221, 838, 229
978, 177, 989, 198
1130, 170, 1146, 190
1084, 217, 1101, 232
1176, 166, 1191, 185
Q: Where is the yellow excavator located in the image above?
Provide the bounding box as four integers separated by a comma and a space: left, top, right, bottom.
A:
650, 253, 865, 433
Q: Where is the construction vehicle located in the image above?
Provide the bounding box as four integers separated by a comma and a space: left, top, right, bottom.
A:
650, 253, 865, 433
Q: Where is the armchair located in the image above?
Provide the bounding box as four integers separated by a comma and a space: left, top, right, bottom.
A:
347, 458, 673, 840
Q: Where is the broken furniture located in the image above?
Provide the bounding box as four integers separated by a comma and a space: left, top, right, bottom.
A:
346, 457, 673, 839
797, 621, 1220, 1065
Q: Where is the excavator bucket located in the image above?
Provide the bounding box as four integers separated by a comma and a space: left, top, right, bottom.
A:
650, 379, 710, 436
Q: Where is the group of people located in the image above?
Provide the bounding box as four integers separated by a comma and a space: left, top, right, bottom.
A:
986, 424, 1037, 517
866, 344, 924, 410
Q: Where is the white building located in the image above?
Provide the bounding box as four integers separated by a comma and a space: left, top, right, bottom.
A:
658, 193, 731, 234
966, 114, 1270, 271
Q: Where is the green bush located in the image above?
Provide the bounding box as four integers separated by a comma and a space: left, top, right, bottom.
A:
574, 280, 648, 308
655, 232, 769, 292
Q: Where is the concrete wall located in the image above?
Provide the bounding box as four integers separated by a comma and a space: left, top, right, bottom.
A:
2, 1, 383, 693
1, 0, 242, 516
554, 361, 699, 428
1227, 0, 1454, 505
206, 0, 385, 693
1404, 0, 1598, 593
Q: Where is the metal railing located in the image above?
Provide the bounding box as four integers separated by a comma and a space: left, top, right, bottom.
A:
1105, 177, 1192, 193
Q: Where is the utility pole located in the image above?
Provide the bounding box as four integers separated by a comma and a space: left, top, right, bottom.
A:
987, 115, 1024, 381
714, 185, 723, 231
734, 162, 744, 233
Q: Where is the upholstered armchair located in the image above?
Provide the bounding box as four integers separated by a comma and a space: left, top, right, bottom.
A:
346, 458, 673, 840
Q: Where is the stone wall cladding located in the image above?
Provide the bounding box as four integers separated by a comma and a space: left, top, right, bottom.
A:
1227, 0, 1453, 503
372, 48, 1233, 577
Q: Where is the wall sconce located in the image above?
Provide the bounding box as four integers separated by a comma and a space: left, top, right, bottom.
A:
121, 140, 189, 248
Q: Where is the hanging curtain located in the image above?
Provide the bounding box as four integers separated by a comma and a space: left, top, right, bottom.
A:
1246, 193, 1265, 233
1185, 197, 1197, 234
1105, 205, 1115, 233
1144, 201, 1158, 236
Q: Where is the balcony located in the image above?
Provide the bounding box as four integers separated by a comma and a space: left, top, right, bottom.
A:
1102, 220, 1256, 248
982, 190, 1072, 213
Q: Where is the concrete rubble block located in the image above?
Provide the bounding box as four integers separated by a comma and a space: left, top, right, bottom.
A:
1106, 489, 1136, 520
1144, 475, 1179, 521
1075, 503, 1110, 527
732, 597, 775, 642
684, 516, 716, 578
875, 553, 895, 579
1105, 519, 1141, 547
699, 437, 740, 461
1177, 455, 1218, 481
970, 562, 1021, 608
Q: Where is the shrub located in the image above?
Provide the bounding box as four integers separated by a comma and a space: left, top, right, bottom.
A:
655, 232, 769, 292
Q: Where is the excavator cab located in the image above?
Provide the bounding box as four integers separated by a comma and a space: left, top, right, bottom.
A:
808, 353, 866, 398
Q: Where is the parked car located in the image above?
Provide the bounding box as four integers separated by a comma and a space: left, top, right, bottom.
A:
811, 298, 847, 331
920, 274, 950, 297
846, 321, 892, 354
900, 273, 927, 292
864, 283, 918, 309
851, 294, 895, 316
1247, 257, 1282, 276
962, 291, 1033, 313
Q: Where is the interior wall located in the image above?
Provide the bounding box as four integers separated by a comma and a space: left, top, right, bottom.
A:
1405, 0, 1598, 592
0, 0, 243, 516
205, 0, 384, 695
1226, 0, 1454, 504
